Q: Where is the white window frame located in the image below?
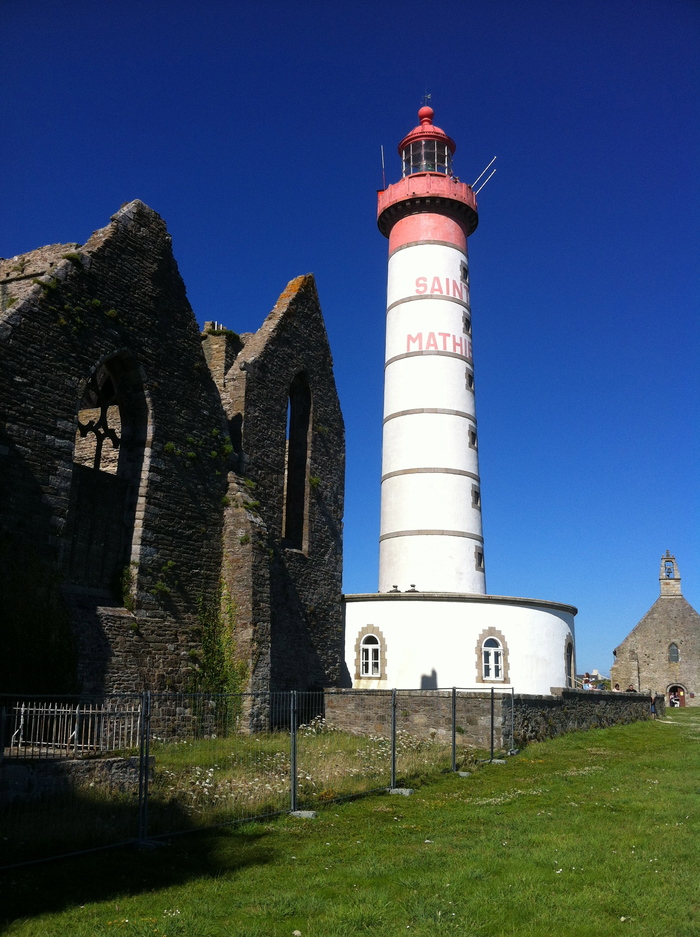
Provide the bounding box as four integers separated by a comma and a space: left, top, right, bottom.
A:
360, 634, 381, 677
482, 637, 504, 681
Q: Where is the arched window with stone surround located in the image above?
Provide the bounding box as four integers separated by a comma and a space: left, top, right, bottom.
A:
65, 353, 148, 595
282, 372, 311, 550
668, 643, 680, 663
475, 628, 509, 684
354, 626, 387, 681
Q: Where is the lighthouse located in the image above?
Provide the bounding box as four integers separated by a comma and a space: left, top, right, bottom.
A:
343, 107, 577, 695
377, 106, 484, 594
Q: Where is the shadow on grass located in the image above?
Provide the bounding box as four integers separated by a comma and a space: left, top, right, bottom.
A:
0, 789, 278, 929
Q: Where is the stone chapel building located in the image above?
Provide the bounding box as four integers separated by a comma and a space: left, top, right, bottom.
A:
611, 553, 700, 706
0, 200, 345, 698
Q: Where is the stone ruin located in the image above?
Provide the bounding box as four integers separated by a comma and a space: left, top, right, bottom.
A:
0, 200, 345, 698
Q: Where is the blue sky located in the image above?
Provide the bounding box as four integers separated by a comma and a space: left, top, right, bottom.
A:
2, 0, 698, 673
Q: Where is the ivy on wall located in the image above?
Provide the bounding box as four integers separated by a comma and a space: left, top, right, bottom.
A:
190, 579, 248, 695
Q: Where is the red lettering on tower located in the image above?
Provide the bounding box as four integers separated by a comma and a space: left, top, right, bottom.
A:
415, 277, 427, 294
402, 333, 472, 358
451, 280, 463, 300
430, 277, 443, 294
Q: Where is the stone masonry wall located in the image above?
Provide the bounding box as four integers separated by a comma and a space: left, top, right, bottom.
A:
206, 276, 345, 694
325, 688, 664, 751
0, 201, 228, 694
1, 756, 153, 805
2, 203, 345, 700
325, 690, 503, 750
611, 595, 700, 705
511, 689, 664, 747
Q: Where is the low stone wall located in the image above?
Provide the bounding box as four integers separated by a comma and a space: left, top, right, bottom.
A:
0, 756, 153, 805
324, 690, 503, 750
325, 688, 664, 751
512, 689, 665, 747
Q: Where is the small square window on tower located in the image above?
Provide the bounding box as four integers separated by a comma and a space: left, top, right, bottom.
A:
469, 429, 478, 450
475, 548, 485, 571
466, 369, 474, 391
460, 261, 469, 285
462, 312, 472, 336
471, 486, 481, 509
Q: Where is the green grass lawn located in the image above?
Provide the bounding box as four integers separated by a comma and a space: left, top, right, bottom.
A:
1, 722, 468, 867
1, 710, 698, 937
147, 722, 462, 832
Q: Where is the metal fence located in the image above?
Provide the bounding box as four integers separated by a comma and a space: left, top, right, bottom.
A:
0, 687, 513, 869
4, 699, 141, 759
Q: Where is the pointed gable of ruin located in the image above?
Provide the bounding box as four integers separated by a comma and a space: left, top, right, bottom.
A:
1, 200, 228, 694
202, 273, 345, 696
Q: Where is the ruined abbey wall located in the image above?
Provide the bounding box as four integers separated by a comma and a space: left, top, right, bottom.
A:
203, 274, 345, 695
0, 201, 345, 697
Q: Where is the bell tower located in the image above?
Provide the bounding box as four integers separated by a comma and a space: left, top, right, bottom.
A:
660, 551, 682, 596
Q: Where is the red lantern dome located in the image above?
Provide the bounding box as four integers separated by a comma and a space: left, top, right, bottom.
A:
397, 106, 456, 176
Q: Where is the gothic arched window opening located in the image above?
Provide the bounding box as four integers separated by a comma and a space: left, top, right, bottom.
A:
65, 354, 148, 595
282, 372, 311, 550
668, 643, 680, 663
74, 367, 121, 473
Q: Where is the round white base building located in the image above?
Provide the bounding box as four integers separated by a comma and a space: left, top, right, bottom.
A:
345, 593, 576, 694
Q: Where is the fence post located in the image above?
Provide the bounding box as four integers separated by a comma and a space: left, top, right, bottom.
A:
138, 691, 151, 844
0, 707, 5, 806
490, 687, 495, 762
511, 686, 515, 752
451, 688, 457, 772
73, 703, 81, 758
390, 688, 397, 790
290, 690, 298, 812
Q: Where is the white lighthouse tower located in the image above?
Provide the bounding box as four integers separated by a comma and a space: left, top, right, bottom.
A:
343, 107, 578, 695
377, 106, 484, 594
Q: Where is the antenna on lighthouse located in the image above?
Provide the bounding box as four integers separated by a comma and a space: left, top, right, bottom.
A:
472, 156, 497, 190
380, 145, 386, 189
474, 168, 497, 196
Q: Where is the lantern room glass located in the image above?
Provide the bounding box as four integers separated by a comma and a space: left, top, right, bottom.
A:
402, 140, 452, 177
